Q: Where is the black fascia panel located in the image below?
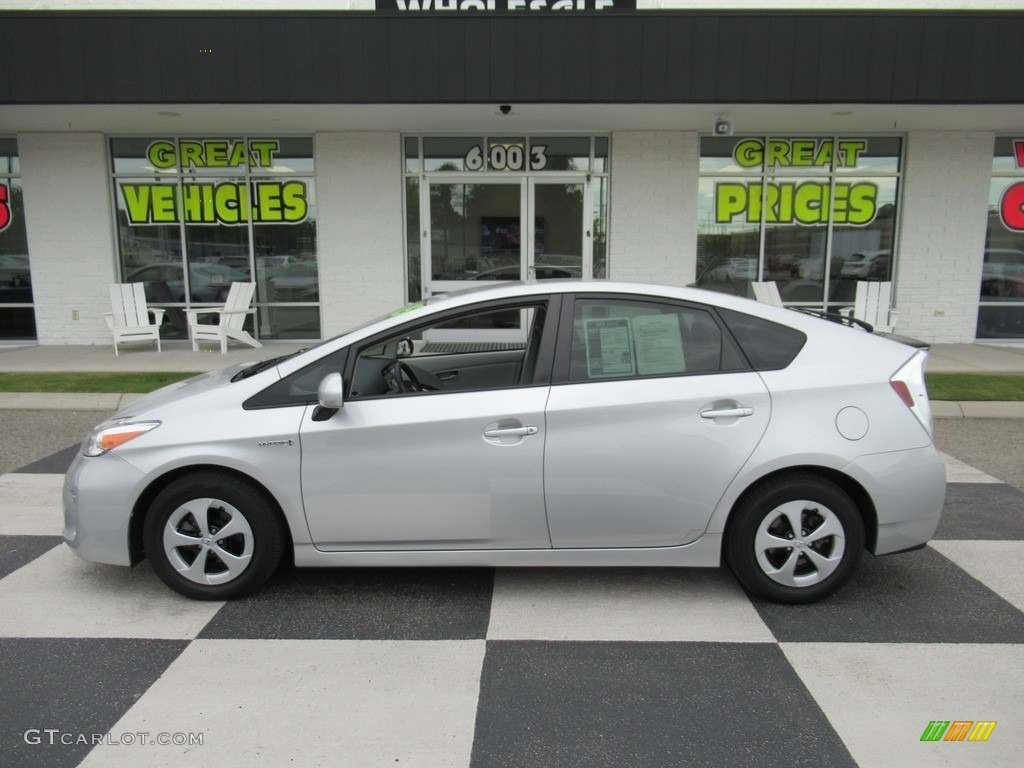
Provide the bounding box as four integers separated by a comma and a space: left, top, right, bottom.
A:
1, 11, 1023, 105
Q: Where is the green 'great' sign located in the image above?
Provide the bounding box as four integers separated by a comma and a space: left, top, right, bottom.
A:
714, 139, 879, 226
119, 139, 310, 226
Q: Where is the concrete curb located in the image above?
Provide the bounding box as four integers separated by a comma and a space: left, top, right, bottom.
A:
1, 392, 1023, 418
930, 400, 1024, 420
0, 393, 143, 412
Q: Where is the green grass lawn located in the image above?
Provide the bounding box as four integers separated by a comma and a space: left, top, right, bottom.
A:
923, 373, 1024, 402
0, 372, 200, 394
0, 371, 1022, 401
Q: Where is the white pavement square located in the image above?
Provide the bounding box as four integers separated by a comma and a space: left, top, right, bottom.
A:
79, 639, 486, 768
930, 540, 1024, 614
782, 643, 1024, 768
0, 546, 223, 640
487, 566, 775, 642
0, 473, 65, 535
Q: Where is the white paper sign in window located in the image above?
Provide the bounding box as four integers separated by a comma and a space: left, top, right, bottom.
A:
584, 318, 635, 378
632, 314, 685, 375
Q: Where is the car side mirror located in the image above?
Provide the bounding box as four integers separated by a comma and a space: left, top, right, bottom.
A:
317, 372, 345, 410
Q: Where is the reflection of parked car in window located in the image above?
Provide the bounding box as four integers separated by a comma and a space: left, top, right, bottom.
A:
981, 248, 1024, 280
444, 264, 582, 281
705, 257, 761, 282
127, 263, 249, 303
0, 254, 31, 288
796, 255, 824, 280
841, 250, 891, 279
267, 261, 319, 301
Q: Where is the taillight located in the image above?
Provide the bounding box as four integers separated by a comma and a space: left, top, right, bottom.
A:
890, 351, 933, 436
890, 380, 914, 408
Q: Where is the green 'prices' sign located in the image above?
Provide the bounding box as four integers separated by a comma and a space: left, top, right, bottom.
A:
713, 139, 878, 227
119, 139, 309, 226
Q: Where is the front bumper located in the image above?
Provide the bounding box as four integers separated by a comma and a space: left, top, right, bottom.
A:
63, 450, 147, 567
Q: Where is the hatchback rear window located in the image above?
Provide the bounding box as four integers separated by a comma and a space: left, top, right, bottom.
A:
718, 308, 806, 370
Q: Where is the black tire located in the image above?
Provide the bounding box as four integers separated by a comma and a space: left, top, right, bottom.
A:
725, 474, 865, 604
143, 471, 286, 600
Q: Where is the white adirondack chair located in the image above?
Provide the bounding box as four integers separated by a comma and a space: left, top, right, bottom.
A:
751, 281, 785, 307
105, 283, 165, 355
186, 282, 262, 353
840, 281, 900, 334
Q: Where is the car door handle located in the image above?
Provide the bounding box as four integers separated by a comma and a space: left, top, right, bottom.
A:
700, 406, 754, 420
484, 425, 539, 438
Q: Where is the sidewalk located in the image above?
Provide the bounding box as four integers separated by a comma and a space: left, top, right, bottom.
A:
1, 341, 1023, 417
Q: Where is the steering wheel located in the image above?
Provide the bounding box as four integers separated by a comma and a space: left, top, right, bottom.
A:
384, 360, 427, 394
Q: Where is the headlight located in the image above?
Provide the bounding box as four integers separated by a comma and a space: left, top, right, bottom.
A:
82, 420, 161, 457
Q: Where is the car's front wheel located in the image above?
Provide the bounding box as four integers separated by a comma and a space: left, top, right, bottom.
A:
143, 472, 286, 600
725, 474, 865, 604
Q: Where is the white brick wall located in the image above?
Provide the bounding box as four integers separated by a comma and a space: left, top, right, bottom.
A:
896, 131, 993, 343
609, 131, 699, 286
315, 132, 406, 337
18, 133, 117, 345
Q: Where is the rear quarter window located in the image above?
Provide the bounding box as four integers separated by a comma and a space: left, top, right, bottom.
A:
718, 308, 807, 370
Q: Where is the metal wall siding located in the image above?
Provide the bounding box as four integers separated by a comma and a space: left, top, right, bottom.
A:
1, 13, 1023, 105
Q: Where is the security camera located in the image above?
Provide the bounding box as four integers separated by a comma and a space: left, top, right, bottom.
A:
713, 118, 733, 136
499, 104, 512, 115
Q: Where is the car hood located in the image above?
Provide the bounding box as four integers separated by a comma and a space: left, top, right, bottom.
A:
115, 363, 252, 417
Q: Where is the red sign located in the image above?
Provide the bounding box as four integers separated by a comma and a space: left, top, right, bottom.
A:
0, 184, 11, 232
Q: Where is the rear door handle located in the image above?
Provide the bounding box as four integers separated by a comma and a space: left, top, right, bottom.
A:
700, 406, 754, 420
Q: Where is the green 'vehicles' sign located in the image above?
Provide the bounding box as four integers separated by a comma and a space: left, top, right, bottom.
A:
119, 139, 309, 226
714, 139, 878, 226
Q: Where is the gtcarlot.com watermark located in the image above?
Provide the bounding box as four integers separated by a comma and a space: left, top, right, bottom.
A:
24, 729, 204, 747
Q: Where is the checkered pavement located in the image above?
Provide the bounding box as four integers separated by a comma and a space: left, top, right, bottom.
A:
1, 451, 1022, 768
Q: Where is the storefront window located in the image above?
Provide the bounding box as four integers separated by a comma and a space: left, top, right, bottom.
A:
696, 136, 902, 312
110, 137, 319, 340
978, 138, 1024, 339
0, 138, 34, 340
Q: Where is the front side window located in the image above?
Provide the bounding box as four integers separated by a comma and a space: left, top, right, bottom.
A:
110, 137, 319, 340
978, 137, 1024, 339
350, 301, 550, 399
696, 136, 901, 313
567, 298, 727, 382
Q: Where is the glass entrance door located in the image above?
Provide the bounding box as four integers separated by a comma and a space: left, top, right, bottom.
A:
529, 178, 585, 282
426, 179, 525, 295
423, 176, 588, 297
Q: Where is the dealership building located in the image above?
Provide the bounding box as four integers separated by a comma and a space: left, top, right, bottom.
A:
1, 1, 1023, 347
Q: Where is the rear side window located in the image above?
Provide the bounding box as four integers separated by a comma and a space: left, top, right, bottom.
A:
718, 308, 806, 370
568, 298, 726, 381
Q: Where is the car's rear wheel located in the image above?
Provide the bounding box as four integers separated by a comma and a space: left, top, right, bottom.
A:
725, 474, 864, 604
143, 472, 285, 600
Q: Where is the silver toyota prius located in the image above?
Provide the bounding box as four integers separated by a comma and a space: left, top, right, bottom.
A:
63, 281, 945, 604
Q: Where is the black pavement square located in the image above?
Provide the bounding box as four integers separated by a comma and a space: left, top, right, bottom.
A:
0, 535, 62, 580
14, 445, 79, 475
752, 546, 1024, 643
198, 565, 494, 640
935, 483, 1024, 540
0, 638, 188, 768
470, 641, 856, 768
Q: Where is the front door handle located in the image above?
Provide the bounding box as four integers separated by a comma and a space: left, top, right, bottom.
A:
484, 425, 539, 438
700, 406, 754, 420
